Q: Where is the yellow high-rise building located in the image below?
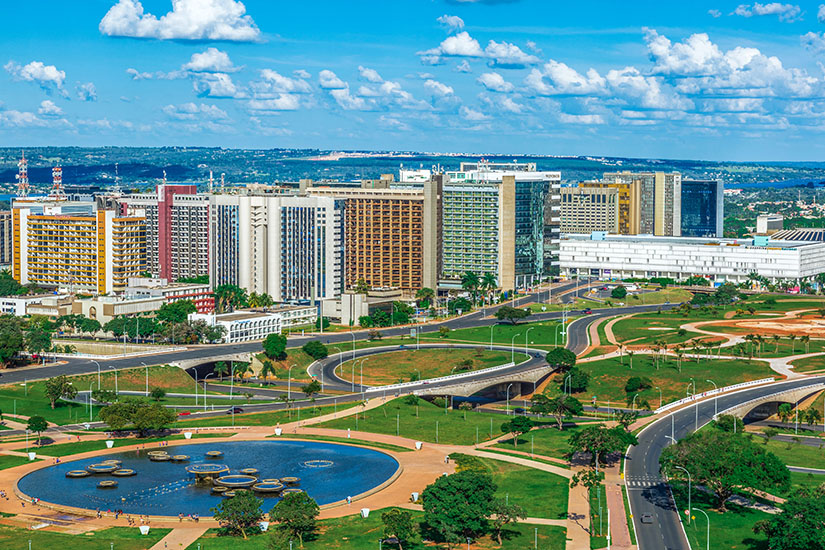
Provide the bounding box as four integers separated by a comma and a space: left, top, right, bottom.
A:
13, 202, 145, 294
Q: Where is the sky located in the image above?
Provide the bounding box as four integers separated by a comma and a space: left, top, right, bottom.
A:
3, 1, 825, 161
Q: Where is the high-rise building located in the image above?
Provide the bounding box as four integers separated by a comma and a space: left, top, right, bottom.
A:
308, 184, 440, 294
13, 201, 146, 294
0, 211, 12, 265
681, 179, 724, 238
560, 187, 619, 234
209, 194, 343, 302
118, 184, 205, 280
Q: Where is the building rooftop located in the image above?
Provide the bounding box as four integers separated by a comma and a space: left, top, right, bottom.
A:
770, 228, 825, 242
562, 233, 825, 250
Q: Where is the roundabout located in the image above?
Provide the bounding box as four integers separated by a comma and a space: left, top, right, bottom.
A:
17, 440, 400, 517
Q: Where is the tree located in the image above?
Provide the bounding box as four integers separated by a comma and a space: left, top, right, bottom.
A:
494, 306, 531, 325
214, 361, 229, 381
156, 300, 196, 324
568, 425, 637, 468
438, 326, 449, 338
301, 341, 328, 360
481, 272, 498, 301
263, 333, 288, 361
0, 269, 27, 296
624, 376, 652, 394
314, 317, 330, 330
714, 414, 744, 433
92, 389, 118, 404
27, 415, 47, 445
381, 508, 417, 550
260, 360, 277, 381
269, 491, 320, 547
421, 470, 496, 546
778, 403, 794, 424
545, 347, 576, 372
416, 287, 435, 308
762, 427, 780, 444
302, 380, 322, 398
563, 367, 590, 393
248, 292, 274, 308
753, 486, 825, 550
25, 327, 52, 359
530, 394, 583, 430
500, 416, 534, 446
615, 410, 639, 430
354, 278, 370, 294
149, 387, 166, 401
211, 489, 264, 539
611, 286, 627, 299
214, 284, 249, 313
660, 429, 789, 511
43, 375, 77, 409
99, 398, 176, 436
489, 500, 525, 545
0, 315, 24, 367
461, 271, 480, 305
804, 406, 823, 427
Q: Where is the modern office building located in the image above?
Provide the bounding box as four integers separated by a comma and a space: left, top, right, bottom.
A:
209, 194, 343, 302
560, 186, 619, 234
308, 182, 440, 294
125, 277, 215, 313
189, 305, 317, 343
118, 183, 208, 281
757, 214, 785, 235
12, 201, 146, 294
0, 211, 12, 266
559, 233, 825, 284
680, 179, 724, 238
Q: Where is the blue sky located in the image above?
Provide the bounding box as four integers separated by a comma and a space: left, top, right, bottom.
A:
3, 1, 825, 160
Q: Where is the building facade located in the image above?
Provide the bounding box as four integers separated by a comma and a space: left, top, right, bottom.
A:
0, 211, 12, 266
560, 186, 619, 234
125, 277, 214, 313
681, 179, 724, 238
592, 171, 682, 236
190, 305, 316, 343
559, 233, 825, 283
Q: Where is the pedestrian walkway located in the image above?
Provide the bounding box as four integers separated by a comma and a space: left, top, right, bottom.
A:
149, 528, 208, 550
604, 463, 634, 549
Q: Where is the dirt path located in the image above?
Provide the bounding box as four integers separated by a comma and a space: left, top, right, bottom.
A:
150, 528, 208, 550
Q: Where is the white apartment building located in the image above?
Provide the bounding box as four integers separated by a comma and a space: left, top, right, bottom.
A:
208, 194, 343, 302
189, 305, 316, 343
559, 233, 825, 283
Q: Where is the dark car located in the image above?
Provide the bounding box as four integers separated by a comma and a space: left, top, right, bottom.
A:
513, 407, 526, 414
641, 513, 654, 524
226, 407, 244, 414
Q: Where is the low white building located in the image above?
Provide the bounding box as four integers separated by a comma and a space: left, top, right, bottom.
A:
189, 305, 317, 343
0, 294, 50, 316
559, 233, 825, 284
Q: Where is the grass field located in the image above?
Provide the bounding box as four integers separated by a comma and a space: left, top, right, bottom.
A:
0, 382, 104, 425
319, 398, 554, 446
335, 348, 528, 385
670, 481, 769, 550
277, 433, 412, 453
720, 337, 825, 359
436, 320, 565, 349
493, 424, 587, 460
790, 355, 825, 373
762, 438, 825, 470
27, 433, 226, 457
589, 482, 608, 549
187, 511, 566, 549
478, 457, 569, 519
176, 401, 358, 428
0, 455, 39, 470
0, 526, 170, 550
609, 313, 713, 347
564, 356, 774, 408
623, 288, 694, 306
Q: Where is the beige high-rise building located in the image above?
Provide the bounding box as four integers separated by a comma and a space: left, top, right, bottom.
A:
560, 187, 619, 234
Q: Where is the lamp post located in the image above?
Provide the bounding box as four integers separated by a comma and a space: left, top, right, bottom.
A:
92, 360, 101, 390
489, 325, 495, 351
108, 366, 118, 396
88, 381, 94, 422
655, 386, 662, 409
692, 508, 710, 550
687, 378, 695, 397
194, 369, 198, 406
141, 362, 148, 396
349, 332, 356, 363
505, 383, 514, 416
674, 465, 692, 525
288, 365, 294, 401
414, 368, 420, 382
360, 357, 369, 389
525, 327, 534, 357
706, 379, 718, 417
554, 323, 563, 347
510, 333, 521, 363
632, 393, 639, 411
203, 373, 215, 411
331, 346, 344, 393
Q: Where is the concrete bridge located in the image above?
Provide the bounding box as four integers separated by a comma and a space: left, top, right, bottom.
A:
172, 352, 254, 373
411, 362, 553, 398
717, 383, 825, 422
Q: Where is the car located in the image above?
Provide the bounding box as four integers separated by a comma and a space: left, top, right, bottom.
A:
583, 308, 592, 314
226, 407, 244, 414
177, 411, 191, 416
640, 513, 654, 524
513, 407, 525, 414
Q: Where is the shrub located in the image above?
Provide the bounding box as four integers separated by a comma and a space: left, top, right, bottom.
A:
301, 340, 328, 360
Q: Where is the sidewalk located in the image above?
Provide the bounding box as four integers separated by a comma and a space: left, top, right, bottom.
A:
604, 463, 634, 549
150, 528, 208, 550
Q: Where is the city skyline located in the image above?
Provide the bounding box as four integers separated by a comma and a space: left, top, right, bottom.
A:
2, 1, 825, 161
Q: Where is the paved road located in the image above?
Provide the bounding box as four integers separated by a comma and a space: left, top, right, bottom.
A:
627, 376, 825, 550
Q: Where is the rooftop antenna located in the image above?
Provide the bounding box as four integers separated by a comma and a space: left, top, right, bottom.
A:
221, 173, 225, 193
48, 166, 66, 200
111, 162, 122, 195
208, 170, 214, 193
162, 170, 167, 185
15, 150, 29, 198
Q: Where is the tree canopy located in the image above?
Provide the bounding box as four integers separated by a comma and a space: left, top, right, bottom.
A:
301, 341, 328, 360
211, 489, 264, 539
44, 375, 77, 409
99, 398, 177, 436
263, 333, 288, 361
0, 315, 25, 367
381, 508, 417, 550
421, 470, 496, 545
214, 284, 249, 313
500, 416, 534, 446
754, 486, 825, 550
269, 491, 320, 547
156, 300, 196, 324
568, 425, 637, 467
494, 305, 531, 325
545, 347, 576, 372
530, 394, 583, 430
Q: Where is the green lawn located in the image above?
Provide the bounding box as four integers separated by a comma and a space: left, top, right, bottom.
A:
609, 313, 714, 347
478, 457, 569, 519
494, 424, 588, 460
319, 398, 554, 446
0, 382, 104, 426
720, 338, 825, 359
787, 470, 825, 495
277, 433, 412, 453
762, 438, 825, 470
176, 402, 358, 428
62, 364, 197, 394
790, 354, 825, 373
336, 348, 528, 386
0, 526, 170, 550
0, 455, 39, 470
589, 483, 608, 549
187, 509, 566, 550
28, 432, 226, 457
566, 356, 774, 408
670, 481, 769, 550
436, 320, 565, 349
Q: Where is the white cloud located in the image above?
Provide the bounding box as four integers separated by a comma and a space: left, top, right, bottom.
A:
358, 66, 383, 83
253, 69, 311, 94
330, 88, 370, 110
247, 95, 301, 111
499, 97, 524, 113
76, 82, 98, 101
293, 69, 311, 79
163, 102, 229, 120
802, 31, 825, 54
356, 85, 381, 97
708, 9, 722, 17
99, 0, 261, 42
0, 110, 50, 128
477, 72, 514, 92
559, 113, 605, 124
182, 48, 239, 73
732, 3, 803, 22
378, 115, 410, 131
126, 68, 153, 80
484, 40, 540, 68
525, 61, 605, 95
526, 40, 540, 53
38, 100, 63, 116
5, 61, 66, 94
437, 14, 464, 32
455, 60, 472, 73
193, 73, 242, 98
424, 79, 454, 96
419, 31, 538, 69
459, 106, 489, 121
819, 4, 825, 22
319, 69, 347, 89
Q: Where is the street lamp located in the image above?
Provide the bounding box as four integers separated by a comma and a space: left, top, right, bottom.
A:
655, 386, 662, 409
706, 379, 718, 417
360, 357, 369, 389
674, 465, 692, 525
692, 508, 710, 550
140, 362, 148, 396
510, 333, 521, 363
91, 360, 101, 390
686, 378, 695, 397
349, 332, 356, 363
525, 327, 534, 356
203, 373, 215, 411
554, 323, 563, 347
632, 393, 639, 411
489, 325, 495, 351
505, 383, 514, 416
288, 364, 295, 401
108, 366, 118, 395
88, 381, 94, 422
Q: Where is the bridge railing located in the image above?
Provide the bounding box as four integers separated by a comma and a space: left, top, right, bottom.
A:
713, 382, 825, 419
367, 361, 518, 392
654, 377, 776, 415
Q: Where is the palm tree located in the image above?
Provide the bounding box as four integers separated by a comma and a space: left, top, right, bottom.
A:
790, 334, 797, 354
415, 287, 435, 308
259, 359, 277, 381
617, 343, 624, 365
234, 362, 253, 381
213, 361, 229, 381
675, 349, 684, 372
627, 350, 634, 370
481, 272, 498, 304
461, 271, 480, 305
801, 335, 811, 354
773, 334, 781, 353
